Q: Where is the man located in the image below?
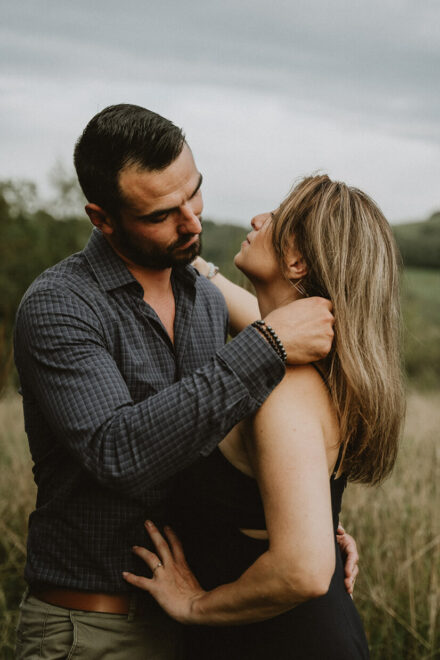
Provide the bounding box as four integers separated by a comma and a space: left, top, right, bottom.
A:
14, 104, 357, 659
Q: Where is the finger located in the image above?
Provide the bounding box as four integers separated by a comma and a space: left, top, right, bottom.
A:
336, 538, 347, 553
164, 526, 187, 565
346, 548, 359, 569
132, 545, 162, 573
344, 547, 359, 575
344, 533, 358, 556
145, 520, 173, 564
344, 576, 354, 595
122, 571, 154, 592
345, 552, 359, 578
336, 536, 349, 556
345, 558, 359, 579
337, 523, 345, 535
316, 296, 333, 313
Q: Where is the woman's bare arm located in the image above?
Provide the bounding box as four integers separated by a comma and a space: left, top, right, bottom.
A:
124, 366, 337, 625
192, 256, 260, 334
186, 366, 335, 624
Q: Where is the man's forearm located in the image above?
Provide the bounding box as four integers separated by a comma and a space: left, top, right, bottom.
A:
72, 329, 284, 497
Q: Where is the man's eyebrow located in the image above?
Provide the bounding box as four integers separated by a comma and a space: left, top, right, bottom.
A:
190, 173, 203, 199
137, 173, 203, 220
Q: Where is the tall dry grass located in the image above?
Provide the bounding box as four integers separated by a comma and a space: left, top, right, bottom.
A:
0, 395, 35, 657
0, 391, 439, 658
343, 391, 440, 658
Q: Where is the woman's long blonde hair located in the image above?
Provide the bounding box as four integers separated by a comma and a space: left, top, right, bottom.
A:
272, 175, 405, 485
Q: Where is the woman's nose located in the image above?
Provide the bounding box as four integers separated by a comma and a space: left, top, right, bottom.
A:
251, 213, 269, 231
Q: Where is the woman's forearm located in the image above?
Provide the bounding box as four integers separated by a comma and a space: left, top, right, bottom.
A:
188, 548, 330, 626
192, 257, 260, 334
212, 273, 260, 334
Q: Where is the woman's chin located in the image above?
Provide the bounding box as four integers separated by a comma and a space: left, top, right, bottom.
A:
233, 252, 243, 271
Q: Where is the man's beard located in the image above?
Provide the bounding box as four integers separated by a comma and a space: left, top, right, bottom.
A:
113, 224, 201, 269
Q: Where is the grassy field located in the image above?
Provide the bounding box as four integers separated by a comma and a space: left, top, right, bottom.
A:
0, 395, 36, 657
0, 390, 439, 658
343, 391, 440, 658
401, 269, 440, 389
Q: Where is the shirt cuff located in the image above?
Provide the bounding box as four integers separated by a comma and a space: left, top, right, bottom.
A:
217, 325, 285, 405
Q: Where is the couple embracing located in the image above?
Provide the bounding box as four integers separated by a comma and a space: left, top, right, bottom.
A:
14, 104, 404, 659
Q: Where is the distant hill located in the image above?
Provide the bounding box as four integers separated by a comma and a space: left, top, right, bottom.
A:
392, 212, 440, 269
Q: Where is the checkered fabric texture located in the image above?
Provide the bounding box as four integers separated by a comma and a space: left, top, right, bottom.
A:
14, 229, 284, 592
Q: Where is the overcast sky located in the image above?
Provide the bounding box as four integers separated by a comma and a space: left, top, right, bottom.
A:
1, 0, 439, 224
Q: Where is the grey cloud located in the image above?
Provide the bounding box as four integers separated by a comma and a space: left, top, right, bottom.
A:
1, 0, 439, 141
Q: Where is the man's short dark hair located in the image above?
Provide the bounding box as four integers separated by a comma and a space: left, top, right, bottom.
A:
74, 104, 185, 217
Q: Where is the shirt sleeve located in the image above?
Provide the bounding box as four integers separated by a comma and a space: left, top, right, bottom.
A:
14, 287, 285, 500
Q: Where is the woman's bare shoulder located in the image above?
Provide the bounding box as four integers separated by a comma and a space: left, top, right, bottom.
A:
251, 364, 339, 470
262, 364, 331, 409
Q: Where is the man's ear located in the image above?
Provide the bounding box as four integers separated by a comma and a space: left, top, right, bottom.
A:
85, 203, 115, 236
285, 245, 308, 280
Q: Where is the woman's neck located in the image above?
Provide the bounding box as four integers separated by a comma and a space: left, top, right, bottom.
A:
253, 277, 303, 318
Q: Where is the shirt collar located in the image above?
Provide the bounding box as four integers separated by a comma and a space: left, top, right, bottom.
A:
83, 228, 198, 292
83, 228, 138, 292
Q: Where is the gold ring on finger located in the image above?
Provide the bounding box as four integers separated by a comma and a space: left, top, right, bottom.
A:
152, 561, 163, 574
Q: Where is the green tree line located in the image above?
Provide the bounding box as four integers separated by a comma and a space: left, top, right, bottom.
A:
393, 211, 440, 269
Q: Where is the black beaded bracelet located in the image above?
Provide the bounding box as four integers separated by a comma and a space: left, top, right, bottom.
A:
259, 326, 283, 359
251, 319, 287, 363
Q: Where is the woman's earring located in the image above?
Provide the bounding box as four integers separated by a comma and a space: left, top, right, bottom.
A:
291, 278, 309, 297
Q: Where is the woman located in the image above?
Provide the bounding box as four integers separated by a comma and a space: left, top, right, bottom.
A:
123, 175, 405, 659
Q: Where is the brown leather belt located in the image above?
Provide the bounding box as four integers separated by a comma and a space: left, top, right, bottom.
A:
31, 588, 140, 615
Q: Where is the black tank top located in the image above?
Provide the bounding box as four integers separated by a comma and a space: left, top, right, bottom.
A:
176, 444, 346, 533
171, 401, 369, 658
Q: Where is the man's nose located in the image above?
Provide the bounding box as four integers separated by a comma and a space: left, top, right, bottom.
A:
179, 204, 202, 234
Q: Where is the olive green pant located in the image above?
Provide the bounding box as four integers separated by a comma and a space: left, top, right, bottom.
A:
15, 591, 184, 659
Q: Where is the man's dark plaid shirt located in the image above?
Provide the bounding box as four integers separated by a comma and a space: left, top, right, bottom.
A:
14, 229, 284, 593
